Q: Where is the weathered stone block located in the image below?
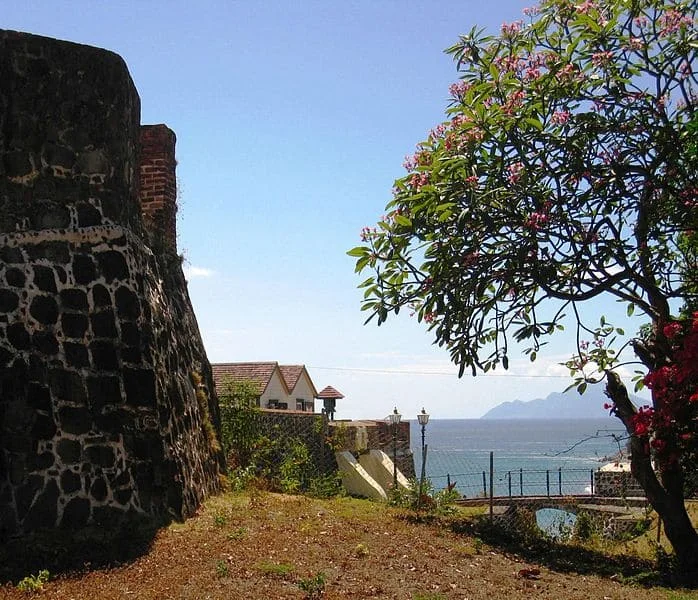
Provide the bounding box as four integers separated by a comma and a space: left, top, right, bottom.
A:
89, 341, 119, 371
33, 265, 57, 293
29, 295, 58, 325
87, 374, 122, 411
15, 475, 43, 520
60, 288, 88, 311
49, 369, 87, 403
58, 405, 92, 435
72, 254, 96, 285
59, 469, 82, 494
90, 310, 117, 338
5, 267, 26, 287
96, 250, 129, 282
0, 247, 24, 264
0, 346, 13, 367
115, 286, 140, 319
123, 368, 156, 407
119, 321, 140, 346
91, 284, 112, 308
42, 142, 76, 171
56, 439, 81, 464
30, 451, 55, 471
31, 412, 57, 440
60, 496, 90, 528
26, 382, 51, 411
23, 479, 59, 530
27, 241, 70, 264
76, 202, 101, 227
61, 313, 89, 338
64, 342, 90, 368
32, 330, 59, 355
89, 476, 108, 502
3, 150, 33, 178
6, 322, 30, 350
0, 289, 19, 312
31, 203, 71, 230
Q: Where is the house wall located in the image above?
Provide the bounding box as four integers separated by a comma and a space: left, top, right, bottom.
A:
290, 373, 316, 412
260, 370, 290, 409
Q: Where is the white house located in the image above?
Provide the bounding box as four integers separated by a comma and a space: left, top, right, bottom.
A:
211, 362, 317, 412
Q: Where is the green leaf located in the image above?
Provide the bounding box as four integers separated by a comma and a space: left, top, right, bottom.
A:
626, 303, 635, 317
394, 215, 412, 227
577, 381, 587, 394
347, 246, 368, 258
354, 256, 370, 273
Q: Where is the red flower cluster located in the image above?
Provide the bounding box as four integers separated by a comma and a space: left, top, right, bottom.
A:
636, 314, 698, 465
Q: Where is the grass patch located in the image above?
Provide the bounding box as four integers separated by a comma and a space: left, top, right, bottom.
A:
255, 561, 295, 577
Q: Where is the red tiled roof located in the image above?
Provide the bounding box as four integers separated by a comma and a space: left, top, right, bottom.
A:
316, 385, 344, 400
211, 362, 280, 396
279, 365, 304, 390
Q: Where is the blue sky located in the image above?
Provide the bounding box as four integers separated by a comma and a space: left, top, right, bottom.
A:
4, 1, 649, 420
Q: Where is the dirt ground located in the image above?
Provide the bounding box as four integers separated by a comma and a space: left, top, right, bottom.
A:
0, 491, 693, 600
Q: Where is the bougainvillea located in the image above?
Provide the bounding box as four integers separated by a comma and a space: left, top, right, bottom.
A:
349, 0, 698, 581
626, 314, 698, 470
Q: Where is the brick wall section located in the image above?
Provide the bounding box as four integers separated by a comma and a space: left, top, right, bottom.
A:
139, 125, 177, 252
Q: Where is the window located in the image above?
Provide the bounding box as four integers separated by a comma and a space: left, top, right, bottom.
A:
296, 399, 305, 411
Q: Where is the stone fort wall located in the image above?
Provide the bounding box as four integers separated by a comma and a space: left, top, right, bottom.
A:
0, 30, 223, 536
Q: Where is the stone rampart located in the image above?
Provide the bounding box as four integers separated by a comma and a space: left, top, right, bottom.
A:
0, 30, 223, 537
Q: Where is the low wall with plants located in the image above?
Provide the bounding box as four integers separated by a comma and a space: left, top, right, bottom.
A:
219, 404, 340, 496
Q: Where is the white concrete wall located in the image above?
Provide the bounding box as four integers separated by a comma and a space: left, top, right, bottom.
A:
336, 451, 387, 500
358, 450, 410, 492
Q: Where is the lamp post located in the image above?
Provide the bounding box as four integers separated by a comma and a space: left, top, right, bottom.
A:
417, 408, 429, 508
388, 407, 401, 489
417, 408, 429, 453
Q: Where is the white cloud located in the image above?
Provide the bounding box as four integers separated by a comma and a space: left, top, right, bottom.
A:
184, 265, 215, 279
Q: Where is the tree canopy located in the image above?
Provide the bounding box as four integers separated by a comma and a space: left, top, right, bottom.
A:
352, 0, 696, 379
350, 0, 697, 581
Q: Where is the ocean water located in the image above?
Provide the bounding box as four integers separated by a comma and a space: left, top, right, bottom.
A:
409, 418, 627, 498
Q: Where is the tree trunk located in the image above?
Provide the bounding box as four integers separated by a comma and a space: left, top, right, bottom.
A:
605, 371, 698, 585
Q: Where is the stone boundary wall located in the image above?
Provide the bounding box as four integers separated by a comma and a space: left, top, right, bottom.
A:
247, 413, 418, 483
594, 470, 645, 498
0, 30, 222, 537
257, 411, 336, 477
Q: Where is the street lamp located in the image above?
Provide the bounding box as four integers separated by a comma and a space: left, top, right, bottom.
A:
417, 408, 430, 451
388, 407, 402, 489
417, 408, 429, 508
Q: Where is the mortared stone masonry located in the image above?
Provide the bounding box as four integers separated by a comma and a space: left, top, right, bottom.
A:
0, 30, 223, 537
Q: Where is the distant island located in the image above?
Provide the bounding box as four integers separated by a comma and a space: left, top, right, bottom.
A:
480, 385, 645, 419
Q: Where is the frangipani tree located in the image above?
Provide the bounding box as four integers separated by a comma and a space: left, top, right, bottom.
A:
350, 0, 698, 580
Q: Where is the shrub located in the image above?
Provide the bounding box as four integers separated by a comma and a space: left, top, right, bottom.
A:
16, 570, 49, 593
